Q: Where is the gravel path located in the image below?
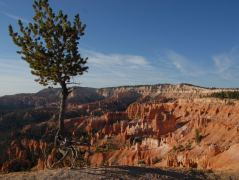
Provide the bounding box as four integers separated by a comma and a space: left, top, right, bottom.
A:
0, 166, 238, 180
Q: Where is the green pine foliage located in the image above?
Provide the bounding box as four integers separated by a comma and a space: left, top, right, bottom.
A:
209, 91, 239, 100
8, 0, 89, 140
8, 0, 88, 87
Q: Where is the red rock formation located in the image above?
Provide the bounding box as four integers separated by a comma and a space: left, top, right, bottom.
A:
127, 102, 177, 135
89, 153, 105, 167
103, 112, 128, 123
3, 138, 49, 171
2, 98, 239, 172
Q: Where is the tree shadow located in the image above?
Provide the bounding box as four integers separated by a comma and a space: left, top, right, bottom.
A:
72, 166, 211, 180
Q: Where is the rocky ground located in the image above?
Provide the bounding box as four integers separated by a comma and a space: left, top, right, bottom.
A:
0, 166, 238, 180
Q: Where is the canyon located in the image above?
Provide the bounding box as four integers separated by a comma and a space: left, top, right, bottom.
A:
0, 83, 239, 176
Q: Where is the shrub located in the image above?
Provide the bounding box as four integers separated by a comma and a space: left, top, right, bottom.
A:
95, 143, 118, 153
195, 129, 202, 144
186, 142, 192, 150
138, 159, 146, 165
209, 91, 239, 100
178, 144, 185, 151
173, 144, 186, 152
152, 157, 162, 164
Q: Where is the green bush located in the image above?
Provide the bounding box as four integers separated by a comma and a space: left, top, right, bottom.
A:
138, 159, 146, 165
185, 142, 192, 150
195, 129, 202, 144
152, 157, 162, 164
209, 91, 239, 100
95, 143, 118, 153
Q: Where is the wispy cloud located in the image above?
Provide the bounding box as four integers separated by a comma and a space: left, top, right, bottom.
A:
212, 47, 239, 80
0, 58, 29, 76
78, 49, 163, 87
213, 55, 232, 73
0, 58, 41, 96
0, 51, 162, 95
1, 11, 29, 23
2, 47, 239, 96
83, 49, 150, 67
161, 50, 204, 77
162, 48, 239, 85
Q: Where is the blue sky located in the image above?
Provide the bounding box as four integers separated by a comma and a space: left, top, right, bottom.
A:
1, 0, 239, 95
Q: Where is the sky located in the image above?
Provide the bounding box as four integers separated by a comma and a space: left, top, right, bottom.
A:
1, 0, 239, 95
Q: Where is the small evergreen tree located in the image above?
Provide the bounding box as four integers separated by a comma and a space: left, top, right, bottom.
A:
8, 0, 88, 145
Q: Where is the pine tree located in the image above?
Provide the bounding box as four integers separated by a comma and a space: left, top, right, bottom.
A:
9, 0, 88, 145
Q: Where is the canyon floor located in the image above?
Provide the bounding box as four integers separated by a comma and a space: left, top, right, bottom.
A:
0, 166, 238, 180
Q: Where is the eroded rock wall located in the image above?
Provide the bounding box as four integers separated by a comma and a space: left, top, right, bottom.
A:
2, 97, 239, 172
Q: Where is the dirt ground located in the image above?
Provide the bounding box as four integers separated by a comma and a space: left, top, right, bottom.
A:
0, 166, 238, 180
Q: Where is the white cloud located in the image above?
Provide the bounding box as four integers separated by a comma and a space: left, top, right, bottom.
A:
1, 11, 29, 23
79, 50, 158, 85
83, 49, 149, 67
0, 58, 26, 72
0, 50, 168, 95
212, 47, 239, 80
0, 58, 42, 96
81, 49, 239, 88
163, 50, 204, 76
2, 47, 239, 96
77, 49, 165, 87
213, 55, 232, 73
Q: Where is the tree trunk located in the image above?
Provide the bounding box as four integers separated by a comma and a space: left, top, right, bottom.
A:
54, 82, 69, 147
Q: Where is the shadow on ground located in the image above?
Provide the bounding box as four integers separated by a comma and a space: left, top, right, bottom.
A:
74, 166, 219, 180
1, 166, 238, 180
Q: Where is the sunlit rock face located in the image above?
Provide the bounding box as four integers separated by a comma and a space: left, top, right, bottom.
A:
1, 83, 239, 172
126, 102, 177, 135
83, 99, 239, 170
